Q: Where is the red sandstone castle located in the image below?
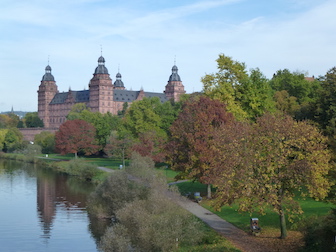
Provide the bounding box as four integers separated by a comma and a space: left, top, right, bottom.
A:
37, 55, 186, 129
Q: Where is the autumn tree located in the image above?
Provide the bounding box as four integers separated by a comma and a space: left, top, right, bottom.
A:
211, 113, 332, 239
104, 131, 133, 167
55, 119, 99, 157
166, 96, 234, 198
67, 103, 120, 151
202, 54, 275, 120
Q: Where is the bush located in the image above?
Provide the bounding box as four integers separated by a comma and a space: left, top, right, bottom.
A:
97, 153, 203, 251
62, 158, 99, 181
87, 171, 150, 219
300, 209, 336, 251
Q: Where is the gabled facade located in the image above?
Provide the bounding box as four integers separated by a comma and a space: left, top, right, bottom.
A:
37, 56, 186, 129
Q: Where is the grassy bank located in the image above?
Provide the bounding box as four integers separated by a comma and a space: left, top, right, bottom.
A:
0, 152, 108, 184
174, 181, 333, 233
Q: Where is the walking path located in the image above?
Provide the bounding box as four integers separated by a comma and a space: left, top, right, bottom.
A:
176, 199, 268, 252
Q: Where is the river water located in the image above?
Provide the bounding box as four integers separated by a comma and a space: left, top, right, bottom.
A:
0, 159, 108, 252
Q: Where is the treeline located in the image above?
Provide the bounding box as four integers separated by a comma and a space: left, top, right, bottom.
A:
2, 54, 336, 248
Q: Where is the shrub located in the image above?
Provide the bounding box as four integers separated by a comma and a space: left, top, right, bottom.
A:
63, 158, 99, 181
300, 209, 336, 251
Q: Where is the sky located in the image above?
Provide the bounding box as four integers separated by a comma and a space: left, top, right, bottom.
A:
1, 0, 336, 112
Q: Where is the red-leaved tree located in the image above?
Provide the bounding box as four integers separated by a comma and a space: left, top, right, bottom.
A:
55, 119, 99, 157
166, 96, 234, 198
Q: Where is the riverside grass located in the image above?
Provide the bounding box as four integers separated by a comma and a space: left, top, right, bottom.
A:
175, 181, 333, 232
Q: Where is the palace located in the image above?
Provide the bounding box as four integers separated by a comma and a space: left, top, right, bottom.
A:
37, 55, 186, 129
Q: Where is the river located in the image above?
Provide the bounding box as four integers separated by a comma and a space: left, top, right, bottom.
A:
0, 159, 108, 252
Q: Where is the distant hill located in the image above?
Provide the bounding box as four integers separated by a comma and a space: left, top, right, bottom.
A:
0, 111, 34, 118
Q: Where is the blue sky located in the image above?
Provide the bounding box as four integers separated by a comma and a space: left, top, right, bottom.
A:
1, 0, 336, 112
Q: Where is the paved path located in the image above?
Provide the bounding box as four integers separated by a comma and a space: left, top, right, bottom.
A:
176, 199, 267, 252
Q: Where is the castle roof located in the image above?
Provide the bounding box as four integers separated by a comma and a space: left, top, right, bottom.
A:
50, 90, 90, 104
113, 90, 168, 103
114, 72, 124, 88
42, 65, 55, 81
94, 56, 109, 74
168, 65, 181, 82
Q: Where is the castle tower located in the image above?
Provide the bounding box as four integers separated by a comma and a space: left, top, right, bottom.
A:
113, 72, 125, 90
164, 64, 186, 101
37, 65, 58, 128
89, 56, 113, 113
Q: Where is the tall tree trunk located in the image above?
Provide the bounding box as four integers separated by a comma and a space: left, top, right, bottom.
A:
279, 206, 287, 239
75, 152, 78, 159
207, 183, 211, 199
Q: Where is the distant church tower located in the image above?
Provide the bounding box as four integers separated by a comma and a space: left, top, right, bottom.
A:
37, 65, 58, 128
164, 64, 186, 101
89, 56, 113, 113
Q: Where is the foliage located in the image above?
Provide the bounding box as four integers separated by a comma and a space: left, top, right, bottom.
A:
3, 128, 24, 152
99, 153, 203, 252
0, 129, 8, 150
166, 96, 234, 198
87, 171, 150, 219
202, 54, 248, 120
315, 67, 336, 136
100, 192, 203, 252
55, 119, 100, 157
131, 131, 166, 162
202, 54, 276, 121
300, 209, 336, 252
66, 103, 91, 120
66, 103, 120, 150
104, 131, 133, 167
236, 68, 276, 119
121, 97, 166, 138
0, 113, 19, 128
210, 113, 332, 238
34, 131, 55, 154
273, 90, 300, 116
24, 112, 44, 128
60, 158, 100, 181
19, 144, 42, 162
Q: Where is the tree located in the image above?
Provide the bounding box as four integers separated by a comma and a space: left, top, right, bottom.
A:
269, 69, 318, 104
315, 67, 336, 136
121, 97, 165, 138
55, 119, 99, 157
67, 104, 120, 151
211, 113, 332, 239
66, 103, 90, 120
166, 96, 234, 198
24, 112, 44, 128
202, 54, 248, 120
3, 128, 24, 152
274, 90, 300, 116
34, 131, 55, 154
237, 68, 276, 119
104, 131, 133, 167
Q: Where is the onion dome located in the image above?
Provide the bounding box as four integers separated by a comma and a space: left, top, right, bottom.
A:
168, 65, 181, 81
94, 56, 109, 74
114, 72, 124, 88
42, 65, 55, 81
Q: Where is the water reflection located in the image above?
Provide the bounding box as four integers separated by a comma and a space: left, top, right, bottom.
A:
0, 159, 109, 252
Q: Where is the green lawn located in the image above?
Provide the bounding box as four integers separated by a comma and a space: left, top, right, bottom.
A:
174, 181, 334, 232
38, 154, 128, 169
